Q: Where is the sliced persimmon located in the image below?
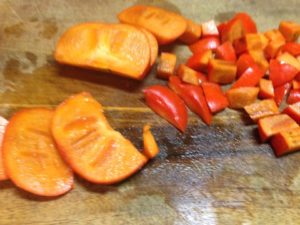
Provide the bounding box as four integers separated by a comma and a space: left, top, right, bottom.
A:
140, 28, 158, 66
55, 23, 151, 80
52, 92, 148, 184
143, 124, 159, 159
0, 116, 8, 181
2, 108, 73, 196
118, 5, 187, 45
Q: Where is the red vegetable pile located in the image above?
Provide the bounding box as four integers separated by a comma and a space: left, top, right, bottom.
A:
138, 9, 300, 157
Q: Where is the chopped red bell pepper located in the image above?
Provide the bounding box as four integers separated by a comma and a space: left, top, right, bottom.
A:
186, 49, 213, 72
287, 89, 300, 104
281, 42, 300, 57
179, 19, 202, 44
274, 82, 291, 106
271, 127, 300, 156
168, 76, 212, 125
292, 80, 300, 90
259, 78, 274, 99
217, 22, 227, 35
221, 12, 257, 43
226, 87, 259, 109
283, 102, 300, 124
264, 39, 285, 59
189, 37, 220, 54
236, 53, 256, 77
202, 20, 219, 37
269, 59, 299, 87
244, 99, 279, 122
202, 82, 229, 113
258, 114, 299, 142
215, 41, 237, 62
264, 29, 286, 42
143, 85, 188, 132
208, 59, 237, 84
277, 52, 300, 71
234, 12, 257, 33
234, 33, 268, 55
248, 50, 269, 72
157, 52, 177, 79
231, 64, 264, 89
177, 64, 207, 85
279, 21, 300, 42
221, 18, 244, 43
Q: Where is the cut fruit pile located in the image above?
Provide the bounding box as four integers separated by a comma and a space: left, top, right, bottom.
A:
54, 5, 300, 156
114, 6, 300, 157
0, 93, 159, 197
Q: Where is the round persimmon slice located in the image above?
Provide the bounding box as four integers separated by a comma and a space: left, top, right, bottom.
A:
2, 108, 73, 196
118, 5, 187, 45
140, 28, 158, 66
52, 92, 148, 184
55, 23, 151, 80
0, 116, 8, 181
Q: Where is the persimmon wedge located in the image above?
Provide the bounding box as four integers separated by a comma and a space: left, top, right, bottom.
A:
118, 5, 187, 45
2, 108, 73, 196
0, 116, 8, 181
55, 23, 151, 80
51, 92, 148, 184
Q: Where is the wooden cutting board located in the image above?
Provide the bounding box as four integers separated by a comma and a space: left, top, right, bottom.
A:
1, 0, 300, 224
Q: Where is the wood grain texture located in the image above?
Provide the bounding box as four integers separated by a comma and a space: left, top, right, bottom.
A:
1, 0, 300, 224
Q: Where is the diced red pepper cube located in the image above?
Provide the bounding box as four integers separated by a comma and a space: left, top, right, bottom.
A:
258, 114, 299, 142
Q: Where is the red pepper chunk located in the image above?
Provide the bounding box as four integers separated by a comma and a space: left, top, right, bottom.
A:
259, 79, 274, 99
186, 49, 213, 72
279, 21, 300, 42
169, 76, 212, 125
143, 85, 187, 132
244, 99, 279, 122
274, 82, 291, 106
269, 59, 299, 87
236, 53, 256, 78
258, 114, 299, 142
226, 87, 259, 109
157, 53, 177, 79
234, 12, 257, 33
189, 37, 220, 54
281, 43, 300, 57
287, 89, 300, 104
202, 82, 229, 113
202, 20, 219, 37
177, 64, 207, 85
292, 80, 300, 90
271, 127, 300, 156
208, 59, 237, 84
215, 41, 237, 62
231, 64, 264, 89
179, 19, 202, 44
283, 102, 300, 124
221, 12, 257, 43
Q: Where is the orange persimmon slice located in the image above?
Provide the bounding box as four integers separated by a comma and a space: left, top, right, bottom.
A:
55, 23, 151, 80
140, 28, 158, 66
52, 92, 148, 184
143, 124, 159, 159
2, 108, 73, 196
118, 5, 187, 45
0, 116, 8, 181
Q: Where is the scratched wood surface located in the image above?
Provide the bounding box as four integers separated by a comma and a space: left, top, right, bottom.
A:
1, 0, 300, 224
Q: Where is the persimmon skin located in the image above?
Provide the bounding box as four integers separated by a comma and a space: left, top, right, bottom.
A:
55, 23, 151, 80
